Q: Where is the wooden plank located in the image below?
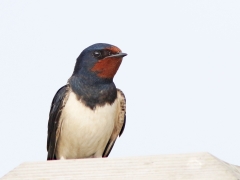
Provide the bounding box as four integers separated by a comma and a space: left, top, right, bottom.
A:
1, 152, 240, 180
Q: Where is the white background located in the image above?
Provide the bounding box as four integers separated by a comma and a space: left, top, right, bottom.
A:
0, 0, 240, 177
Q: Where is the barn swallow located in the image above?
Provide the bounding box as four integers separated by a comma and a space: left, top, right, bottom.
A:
47, 43, 127, 160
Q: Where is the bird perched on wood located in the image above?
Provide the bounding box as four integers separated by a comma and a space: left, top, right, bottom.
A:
47, 43, 127, 160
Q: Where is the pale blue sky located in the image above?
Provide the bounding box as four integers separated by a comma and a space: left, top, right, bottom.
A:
0, 0, 240, 177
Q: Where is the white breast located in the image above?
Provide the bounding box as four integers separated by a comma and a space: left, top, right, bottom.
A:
56, 91, 118, 159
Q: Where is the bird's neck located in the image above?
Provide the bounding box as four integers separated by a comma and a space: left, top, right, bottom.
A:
68, 75, 117, 109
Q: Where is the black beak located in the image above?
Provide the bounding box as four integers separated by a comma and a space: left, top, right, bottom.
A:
108, 52, 127, 58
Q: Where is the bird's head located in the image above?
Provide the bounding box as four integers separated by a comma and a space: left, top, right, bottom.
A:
73, 43, 127, 80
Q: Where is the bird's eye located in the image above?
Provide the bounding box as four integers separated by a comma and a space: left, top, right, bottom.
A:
108, 51, 112, 56
93, 51, 101, 58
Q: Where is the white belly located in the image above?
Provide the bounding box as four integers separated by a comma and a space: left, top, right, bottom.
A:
56, 91, 118, 159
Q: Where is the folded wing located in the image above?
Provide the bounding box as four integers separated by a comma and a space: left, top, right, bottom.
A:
47, 85, 69, 160
102, 89, 126, 157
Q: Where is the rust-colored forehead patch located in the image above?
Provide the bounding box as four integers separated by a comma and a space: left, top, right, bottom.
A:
106, 46, 121, 54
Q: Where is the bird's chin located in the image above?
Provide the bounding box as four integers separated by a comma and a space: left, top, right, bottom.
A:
91, 57, 123, 79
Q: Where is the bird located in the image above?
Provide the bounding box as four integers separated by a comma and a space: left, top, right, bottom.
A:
47, 43, 127, 160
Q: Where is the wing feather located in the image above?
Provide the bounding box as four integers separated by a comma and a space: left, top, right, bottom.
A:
47, 85, 69, 160
102, 89, 126, 157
